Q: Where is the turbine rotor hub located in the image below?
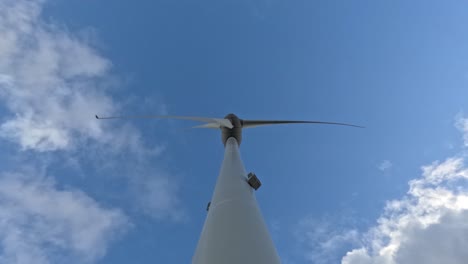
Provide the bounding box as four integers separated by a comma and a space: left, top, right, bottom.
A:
222, 113, 243, 145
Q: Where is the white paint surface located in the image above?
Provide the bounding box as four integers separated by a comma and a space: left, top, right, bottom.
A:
192, 137, 280, 264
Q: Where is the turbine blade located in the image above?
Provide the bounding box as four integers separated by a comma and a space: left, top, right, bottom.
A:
95, 114, 233, 128
242, 120, 364, 128
192, 123, 222, 129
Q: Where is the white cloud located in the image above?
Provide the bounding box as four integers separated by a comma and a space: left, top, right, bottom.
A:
378, 160, 392, 172
0, 2, 183, 262
0, 0, 183, 220
338, 114, 468, 263
342, 156, 468, 264
0, 170, 129, 264
292, 115, 468, 264
0, 0, 114, 151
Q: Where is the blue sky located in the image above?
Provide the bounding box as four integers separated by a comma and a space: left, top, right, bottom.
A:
1, 0, 468, 263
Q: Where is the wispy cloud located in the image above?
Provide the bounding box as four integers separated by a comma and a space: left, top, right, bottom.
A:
377, 160, 392, 172
130, 170, 186, 221
0, 169, 129, 264
342, 116, 468, 264
295, 215, 360, 264
455, 114, 468, 148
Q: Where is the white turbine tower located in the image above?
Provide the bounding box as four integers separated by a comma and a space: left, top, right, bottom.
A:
96, 113, 362, 263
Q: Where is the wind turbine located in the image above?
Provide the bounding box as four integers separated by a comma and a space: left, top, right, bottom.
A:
96, 113, 362, 263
